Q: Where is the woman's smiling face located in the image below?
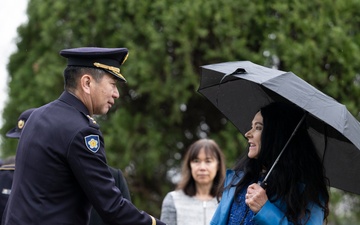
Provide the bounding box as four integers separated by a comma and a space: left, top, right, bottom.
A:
245, 111, 263, 159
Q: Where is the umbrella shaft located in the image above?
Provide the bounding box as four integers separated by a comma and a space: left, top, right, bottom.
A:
262, 113, 307, 186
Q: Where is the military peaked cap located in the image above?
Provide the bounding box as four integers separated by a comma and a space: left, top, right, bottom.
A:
6, 108, 37, 139
60, 47, 129, 82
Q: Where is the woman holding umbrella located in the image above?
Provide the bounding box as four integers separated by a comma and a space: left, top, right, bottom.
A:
211, 102, 330, 225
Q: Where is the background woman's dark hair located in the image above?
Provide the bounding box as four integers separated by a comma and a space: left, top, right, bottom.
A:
177, 138, 226, 198
63, 66, 106, 91
230, 102, 329, 224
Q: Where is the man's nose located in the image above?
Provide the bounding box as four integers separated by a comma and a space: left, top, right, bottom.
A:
113, 87, 120, 98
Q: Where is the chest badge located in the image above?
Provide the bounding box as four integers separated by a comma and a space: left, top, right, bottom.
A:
84, 135, 100, 153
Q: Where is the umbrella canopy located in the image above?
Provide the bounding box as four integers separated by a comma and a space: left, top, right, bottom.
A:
198, 61, 360, 195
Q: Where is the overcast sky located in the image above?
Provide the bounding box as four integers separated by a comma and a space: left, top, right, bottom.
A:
0, 0, 28, 128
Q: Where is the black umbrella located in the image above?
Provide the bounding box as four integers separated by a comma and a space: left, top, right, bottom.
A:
198, 61, 360, 195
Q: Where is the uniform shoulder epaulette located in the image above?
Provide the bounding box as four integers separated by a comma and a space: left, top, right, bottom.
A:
86, 115, 100, 129
0, 164, 15, 171
79, 112, 100, 129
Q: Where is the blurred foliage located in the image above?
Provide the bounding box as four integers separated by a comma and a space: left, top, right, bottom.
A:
1, 0, 360, 222
328, 188, 360, 224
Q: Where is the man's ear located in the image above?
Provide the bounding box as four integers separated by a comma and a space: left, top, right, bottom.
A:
80, 74, 92, 94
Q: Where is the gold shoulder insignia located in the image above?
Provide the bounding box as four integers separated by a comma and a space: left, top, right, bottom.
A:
87, 115, 97, 124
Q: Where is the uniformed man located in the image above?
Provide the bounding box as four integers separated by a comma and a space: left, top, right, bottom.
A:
0, 159, 15, 223
0, 108, 35, 223
2, 47, 165, 225
4, 107, 133, 225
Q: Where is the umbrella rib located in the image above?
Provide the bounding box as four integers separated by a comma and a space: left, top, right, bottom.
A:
261, 113, 307, 187
321, 122, 328, 163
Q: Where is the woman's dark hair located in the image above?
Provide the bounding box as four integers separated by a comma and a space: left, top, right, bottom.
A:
230, 102, 329, 224
177, 139, 226, 198
63, 66, 106, 91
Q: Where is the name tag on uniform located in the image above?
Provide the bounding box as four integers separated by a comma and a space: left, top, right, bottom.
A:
84, 135, 100, 153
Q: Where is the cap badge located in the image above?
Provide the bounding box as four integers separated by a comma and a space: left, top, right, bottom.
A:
84, 135, 100, 153
18, 120, 25, 129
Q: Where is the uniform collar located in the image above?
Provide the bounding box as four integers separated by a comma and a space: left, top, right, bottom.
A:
58, 91, 90, 116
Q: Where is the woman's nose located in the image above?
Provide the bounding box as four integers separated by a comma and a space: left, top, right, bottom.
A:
199, 162, 207, 169
245, 130, 252, 138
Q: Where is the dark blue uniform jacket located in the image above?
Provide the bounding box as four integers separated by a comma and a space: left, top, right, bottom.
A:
2, 91, 164, 225
0, 164, 14, 223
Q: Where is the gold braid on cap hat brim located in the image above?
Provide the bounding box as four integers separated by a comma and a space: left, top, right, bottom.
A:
93, 52, 128, 80
93, 62, 125, 80
93, 62, 120, 74
122, 53, 129, 65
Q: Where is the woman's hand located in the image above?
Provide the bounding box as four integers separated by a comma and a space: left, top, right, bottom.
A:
245, 183, 268, 213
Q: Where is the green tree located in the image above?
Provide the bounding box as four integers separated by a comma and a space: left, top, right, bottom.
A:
1, 0, 360, 222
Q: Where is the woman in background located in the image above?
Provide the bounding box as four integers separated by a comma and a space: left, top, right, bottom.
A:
161, 138, 226, 225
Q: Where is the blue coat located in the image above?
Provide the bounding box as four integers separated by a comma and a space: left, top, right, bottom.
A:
2, 91, 164, 225
211, 170, 325, 225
